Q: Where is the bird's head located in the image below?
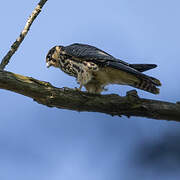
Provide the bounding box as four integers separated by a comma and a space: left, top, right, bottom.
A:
46, 46, 62, 68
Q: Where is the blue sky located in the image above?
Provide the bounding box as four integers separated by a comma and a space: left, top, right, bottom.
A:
0, 0, 180, 179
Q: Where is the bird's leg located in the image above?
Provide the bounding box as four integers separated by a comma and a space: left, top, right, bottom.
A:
75, 74, 84, 91
75, 83, 83, 91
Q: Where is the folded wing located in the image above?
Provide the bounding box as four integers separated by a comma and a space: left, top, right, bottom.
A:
64, 43, 161, 93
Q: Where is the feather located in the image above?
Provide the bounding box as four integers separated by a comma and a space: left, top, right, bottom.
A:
130, 64, 157, 72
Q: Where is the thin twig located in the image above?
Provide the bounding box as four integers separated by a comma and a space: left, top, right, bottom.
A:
0, 0, 48, 70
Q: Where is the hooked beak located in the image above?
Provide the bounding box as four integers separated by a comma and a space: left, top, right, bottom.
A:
46, 62, 51, 68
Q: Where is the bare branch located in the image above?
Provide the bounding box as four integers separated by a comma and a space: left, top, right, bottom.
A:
0, 70, 180, 121
0, 0, 48, 70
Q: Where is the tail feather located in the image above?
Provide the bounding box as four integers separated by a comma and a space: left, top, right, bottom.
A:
130, 64, 157, 72
130, 64, 161, 94
133, 78, 160, 94
108, 61, 161, 94
149, 76, 162, 86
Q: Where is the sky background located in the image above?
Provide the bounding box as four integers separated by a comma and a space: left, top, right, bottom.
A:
1, 0, 180, 179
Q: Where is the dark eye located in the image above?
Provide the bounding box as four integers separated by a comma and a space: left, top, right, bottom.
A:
46, 55, 50, 60
52, 58, 56, 62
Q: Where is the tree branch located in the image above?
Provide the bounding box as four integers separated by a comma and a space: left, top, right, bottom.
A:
0, 70, 180, 121
0, 0, 48, 70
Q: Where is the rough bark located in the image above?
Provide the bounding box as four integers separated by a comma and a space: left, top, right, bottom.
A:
0, 70, 180, 121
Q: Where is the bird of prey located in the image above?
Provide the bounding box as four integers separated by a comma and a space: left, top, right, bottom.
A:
46, 43, 161, 94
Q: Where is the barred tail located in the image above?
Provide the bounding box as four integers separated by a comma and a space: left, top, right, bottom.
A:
149, 76, 162, 86
133, 78, 161, 94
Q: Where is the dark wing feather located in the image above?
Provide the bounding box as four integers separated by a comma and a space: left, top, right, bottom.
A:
130, 64, 157, 72
65, 43, 130, 65
64, 43, 159, 86
64, 43, 116, 61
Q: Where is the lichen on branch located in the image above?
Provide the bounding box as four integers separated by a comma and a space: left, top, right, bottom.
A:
0, 70, 180, 121
0, 0, 48, 70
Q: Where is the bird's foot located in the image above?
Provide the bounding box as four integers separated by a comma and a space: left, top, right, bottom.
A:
75, 87, 81, 91
103, 87, 108, 91
75, 84, 83, 91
